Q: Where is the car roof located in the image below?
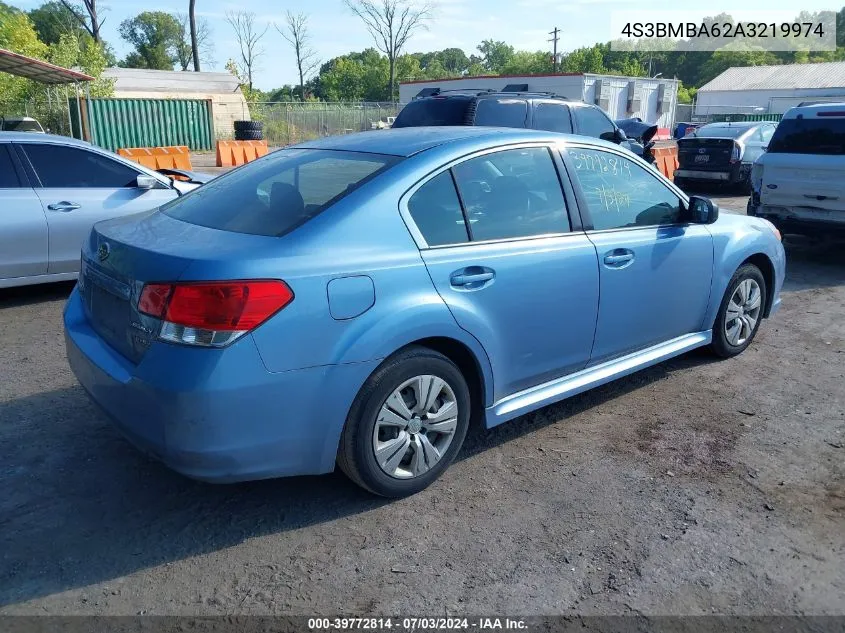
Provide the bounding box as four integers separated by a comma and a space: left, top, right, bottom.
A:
293, 126, 615, 157
784, 102, 845, 118
700, 121, 761, 130
0, 131, 92, 145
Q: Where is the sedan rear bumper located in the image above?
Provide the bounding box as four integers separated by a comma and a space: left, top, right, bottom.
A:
675, 163, 749, 184
64, 288, 377, 482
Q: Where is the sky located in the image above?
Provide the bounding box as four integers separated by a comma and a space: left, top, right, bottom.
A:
9, 0, 842, 90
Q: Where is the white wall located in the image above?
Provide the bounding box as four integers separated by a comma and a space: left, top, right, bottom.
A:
398, 74, 677, 126
696, 87, 845, 115
583, 75, 678, 128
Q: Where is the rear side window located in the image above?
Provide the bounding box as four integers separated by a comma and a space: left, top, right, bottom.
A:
21, 144, 140, 188
408, 172, 468, 246
452, 147, 569, 241
473, 99, 529, 128
0, 145, 20, 187
392, 99, 470, 127
573, 106, 616, 139
163, 149, 399, 237
533, 102, 573, 133
768, 118, 845, 155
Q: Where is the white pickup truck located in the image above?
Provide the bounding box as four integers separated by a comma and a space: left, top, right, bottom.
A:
748, 103, 845, 236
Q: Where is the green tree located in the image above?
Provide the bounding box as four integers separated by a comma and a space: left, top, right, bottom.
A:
118, 11, 181, 70
0, 3, 49, 103
477, 39, 513, 73
28, 1, 86, 45
501, 50, 552, 75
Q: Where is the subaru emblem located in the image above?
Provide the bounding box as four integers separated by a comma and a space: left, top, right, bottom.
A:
97, 242, 110, 262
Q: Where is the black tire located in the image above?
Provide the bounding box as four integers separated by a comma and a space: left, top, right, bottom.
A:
234, 129, 264, 141
710, 263, 767, 358
233, 120, 263, 132
337, 346, 471, 497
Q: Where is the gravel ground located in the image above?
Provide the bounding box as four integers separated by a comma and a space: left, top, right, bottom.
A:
0, 197, 843, 616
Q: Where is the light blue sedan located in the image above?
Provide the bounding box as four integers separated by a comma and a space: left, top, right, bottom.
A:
64, 127, 785, 497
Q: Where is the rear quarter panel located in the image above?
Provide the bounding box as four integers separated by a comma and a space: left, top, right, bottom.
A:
181, 157, 496, 403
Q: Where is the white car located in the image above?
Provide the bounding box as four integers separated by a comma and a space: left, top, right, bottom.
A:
0, 133, 210, 289
748, 103, 845, 236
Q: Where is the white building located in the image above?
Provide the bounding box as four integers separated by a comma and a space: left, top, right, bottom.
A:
695, 61, 845, 116
399, 73, 679, 128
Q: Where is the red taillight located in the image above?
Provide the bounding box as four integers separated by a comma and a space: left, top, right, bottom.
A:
139, 280, 293, 331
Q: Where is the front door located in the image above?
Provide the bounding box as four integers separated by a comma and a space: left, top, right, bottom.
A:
563, 144, 714, 364
17, 142, 177, 274
404, 145, 599, 402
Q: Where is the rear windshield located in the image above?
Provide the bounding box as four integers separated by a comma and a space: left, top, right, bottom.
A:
1, 119, 41, 132
692, 126, 749, 139
392, 98, 470, 127
162, 149, 400, 236
768, 118, 845, 155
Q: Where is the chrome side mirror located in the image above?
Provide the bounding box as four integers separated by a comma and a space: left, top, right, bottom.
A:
136, 175, 157, 190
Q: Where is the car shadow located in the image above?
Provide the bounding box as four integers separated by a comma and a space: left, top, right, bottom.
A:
0, 281, 76, 309
0, 348, 717, 608
782, 236, 845, 292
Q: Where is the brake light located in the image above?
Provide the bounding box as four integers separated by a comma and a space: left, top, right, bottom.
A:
138, 280, 293, 347
730, 142, 741, 163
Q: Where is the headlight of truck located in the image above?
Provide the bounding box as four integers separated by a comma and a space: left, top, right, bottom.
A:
751, 162, 764, 192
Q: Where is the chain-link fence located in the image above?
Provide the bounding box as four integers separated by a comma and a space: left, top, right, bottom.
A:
243, 102, 402, 147
0, 98, 76, 136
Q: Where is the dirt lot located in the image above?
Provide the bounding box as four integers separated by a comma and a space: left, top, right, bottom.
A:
0, 193, 843, 616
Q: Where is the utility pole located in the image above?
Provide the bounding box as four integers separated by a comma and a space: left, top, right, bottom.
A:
548, 27, 560, 72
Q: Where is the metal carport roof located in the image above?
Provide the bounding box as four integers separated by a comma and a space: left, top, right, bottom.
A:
0, 48, 94, 84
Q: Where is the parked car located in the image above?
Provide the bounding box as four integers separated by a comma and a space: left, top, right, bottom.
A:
0, 116, 45, 133
0, 133, 211, 289
392, 90, 633, 149
748, 103, 845, 236
64, 127, 785, 497
615, 117, 658, 168
674, 121, 776, 191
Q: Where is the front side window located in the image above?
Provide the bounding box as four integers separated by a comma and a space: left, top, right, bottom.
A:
573, 106, 616, 139
21, 144, 141, 188
163, 149, 399, 237
473, 99, 529, 128
568, 147, 683, 230
451, 147, 569, 241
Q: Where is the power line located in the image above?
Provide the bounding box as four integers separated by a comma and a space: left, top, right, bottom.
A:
548, 27, 560, 72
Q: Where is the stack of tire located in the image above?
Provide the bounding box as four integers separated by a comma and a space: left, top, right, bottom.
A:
234, 120, 263, 141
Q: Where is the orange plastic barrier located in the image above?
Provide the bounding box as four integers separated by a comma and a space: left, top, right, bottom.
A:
216, 140, 268, 168
118, 146, 193, 171
652, 146, 679, 181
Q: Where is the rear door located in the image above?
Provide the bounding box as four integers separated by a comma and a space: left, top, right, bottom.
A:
761, 115, 845, 211
0, 143, 48, 282
531, 101, 574, 134
17, 142, 178, 274
403, 144, 599, 402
